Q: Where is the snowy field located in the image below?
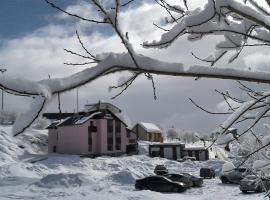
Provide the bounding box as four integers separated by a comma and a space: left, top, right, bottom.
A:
0, 126, 266, 200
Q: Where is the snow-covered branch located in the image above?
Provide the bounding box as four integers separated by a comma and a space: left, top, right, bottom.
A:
145, 0, 270, 65
6, 0, 270, 142
5, 52, 270, 135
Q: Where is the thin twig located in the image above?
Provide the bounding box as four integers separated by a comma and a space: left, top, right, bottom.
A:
189, 98, 233, 114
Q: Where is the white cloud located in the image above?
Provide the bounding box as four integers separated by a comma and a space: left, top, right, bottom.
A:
243, 53, 270, 72
216, 99, 240, 113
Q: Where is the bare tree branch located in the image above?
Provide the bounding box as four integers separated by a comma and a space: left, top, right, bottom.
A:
189, 98, 233, 114
13, 98, 47, 136
75, 30, 100, 62
45, 0, 107, 24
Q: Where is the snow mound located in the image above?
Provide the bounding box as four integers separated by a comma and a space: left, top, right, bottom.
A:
0, 128, 22, 164
18, 129, 48, 154
110, 170, 136, 185
216, 134, 234, 145
0, 126, 48, 166
0, 163, 39, 178
253, 160, 270, 170
262, 135, 270, 146
33, 173, 92, 188
203, 159, 226, 175
222, 162, 235, 173
138, 141, 149, 155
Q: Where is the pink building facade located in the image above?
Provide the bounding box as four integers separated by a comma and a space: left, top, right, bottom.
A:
47, 103, 137, 156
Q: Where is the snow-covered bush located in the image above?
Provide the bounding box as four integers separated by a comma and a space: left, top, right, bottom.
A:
222, 162, 235, 173
179, 129, 200, 144
166, 128, 179, 140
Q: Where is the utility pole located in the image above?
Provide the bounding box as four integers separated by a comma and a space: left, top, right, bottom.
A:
0, 68, 7, 111
76, 88, 79, 113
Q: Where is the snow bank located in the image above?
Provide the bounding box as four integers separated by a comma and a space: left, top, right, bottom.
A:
138, 141, 149, 155
216, 134, 234, 145
0, 128, 23, 164
17, 128, 48, 154
222, 162, 235, 173
263, 135, 270, 146
0, 162, 39, 178
253, 160, 270, 170
33, 173, 92, 188
110, 170, 136, 185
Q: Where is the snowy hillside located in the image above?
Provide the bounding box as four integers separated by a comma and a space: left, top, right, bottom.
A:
0, 126, 266, 200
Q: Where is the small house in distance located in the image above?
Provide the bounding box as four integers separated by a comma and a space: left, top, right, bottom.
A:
149, 143, 185, 160
132, 122, 163, 142
183, 147, 209, 161
149, 143, 209, 161
46, 102, 137, 157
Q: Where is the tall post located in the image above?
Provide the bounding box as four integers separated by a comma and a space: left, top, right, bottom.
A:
0, 69, 7, 111
57, 92, 62, 120
76, 88, 79, 113
1, 89, 3, 111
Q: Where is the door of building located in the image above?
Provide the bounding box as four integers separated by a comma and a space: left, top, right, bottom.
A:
163, 147, 173, 160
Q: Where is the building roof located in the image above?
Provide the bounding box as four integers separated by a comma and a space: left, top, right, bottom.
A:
149, 143, 185, 146
85, 102, 130, 126
184, 146, 207, 150
84, 102, 121, 114
46, 120, 63, 129
47, 111, 102, 129
59, 111, 102, 127
43, 112, 76, 120
47, 102, 129, 129
138, 122, 162, 133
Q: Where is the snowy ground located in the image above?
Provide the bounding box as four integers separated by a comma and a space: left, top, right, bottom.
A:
0, 126, 267, 200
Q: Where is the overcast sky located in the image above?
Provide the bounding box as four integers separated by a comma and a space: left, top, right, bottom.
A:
1, 0, 270, 135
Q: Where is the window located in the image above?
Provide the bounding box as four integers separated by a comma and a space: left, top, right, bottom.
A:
116, 138, 121, 150
126, 130, 131, 138
115, 120, 121, 133
129, 139, 135, 143
53, 146, 57, 152
238, 168, 246, 173
149, 133, 152, 141
157, 133, 160, 140
88, 121, 97, 132
115, 120, 121, 151
107, 119, 113, 151
107, 119, 113, 133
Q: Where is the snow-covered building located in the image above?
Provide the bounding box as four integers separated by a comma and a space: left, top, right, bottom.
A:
183, 147, 209, 161
46, 102, 137, 157
149, 143, 209, 161
149, 143, 185, 160
132, 122, 163, 142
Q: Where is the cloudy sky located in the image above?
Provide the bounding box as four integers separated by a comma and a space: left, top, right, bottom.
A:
1, 0, 270, 134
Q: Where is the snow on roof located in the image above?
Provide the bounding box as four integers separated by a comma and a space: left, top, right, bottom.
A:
139, 122, 161, 133
47, 117, 69, 129
85, 102, 121, 114
150, 142, 184, 146
184, 146, 207, 150
74, 112, 101, 125
114, 112, 130, 127
52, 112, 101, 127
